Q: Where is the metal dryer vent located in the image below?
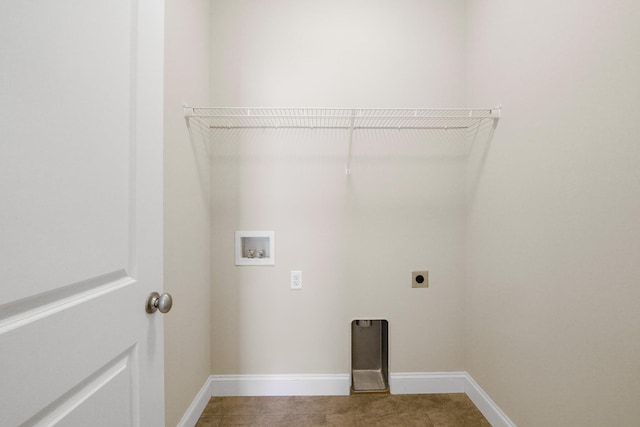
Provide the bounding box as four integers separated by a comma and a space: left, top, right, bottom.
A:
351, 319, 389, 393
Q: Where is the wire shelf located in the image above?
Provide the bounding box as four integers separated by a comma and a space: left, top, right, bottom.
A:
183, 106, 501, 174
185, 107, 500, 130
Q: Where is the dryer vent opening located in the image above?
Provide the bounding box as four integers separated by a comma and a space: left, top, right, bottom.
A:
351, 319, 388, 393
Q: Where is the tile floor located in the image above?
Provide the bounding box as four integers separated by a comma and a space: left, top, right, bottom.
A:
195, 393, 491, 426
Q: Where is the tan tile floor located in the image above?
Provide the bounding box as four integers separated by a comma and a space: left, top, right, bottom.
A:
195, 393, 491, 426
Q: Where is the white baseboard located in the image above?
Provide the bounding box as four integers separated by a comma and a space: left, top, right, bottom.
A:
390, 371, 467, 394
465, 374, 517, 427
175, 377, 214, 427
178, 372, 516, 427
209, 374, 350, 397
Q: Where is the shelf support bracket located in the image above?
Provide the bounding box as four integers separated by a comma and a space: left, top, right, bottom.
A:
183, 105, 194, 135
346, 109, 356, 175
183, 105, 210, 155
183, 105, 194, 119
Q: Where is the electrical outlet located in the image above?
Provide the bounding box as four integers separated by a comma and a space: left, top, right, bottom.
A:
412, 271, 429, 288
291, 270, 302, 290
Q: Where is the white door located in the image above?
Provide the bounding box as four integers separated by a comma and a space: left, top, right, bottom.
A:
0, 1, 165, 426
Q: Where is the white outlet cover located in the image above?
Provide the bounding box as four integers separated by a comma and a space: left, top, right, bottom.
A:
291, 270, 302, 290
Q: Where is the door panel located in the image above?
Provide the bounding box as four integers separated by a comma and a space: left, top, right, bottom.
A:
0, 1, 132, 304
21, 345, 136, 427
0, 1, 164, 425
2, 280, 138, 426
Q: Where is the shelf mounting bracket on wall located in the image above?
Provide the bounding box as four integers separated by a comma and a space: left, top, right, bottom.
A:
346, 109, 356, 175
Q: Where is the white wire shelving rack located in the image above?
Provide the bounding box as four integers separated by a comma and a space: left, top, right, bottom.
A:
184, 106, 501, 174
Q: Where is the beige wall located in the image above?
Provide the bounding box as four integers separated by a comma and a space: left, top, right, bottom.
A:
195, 1, 640, 425
164, 0, 211, 425
209, 0, 469, 375
466, 1, 640, 426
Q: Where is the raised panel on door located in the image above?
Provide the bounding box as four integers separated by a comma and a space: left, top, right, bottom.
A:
0, 1, 132, 303
0, 1, 164, 426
